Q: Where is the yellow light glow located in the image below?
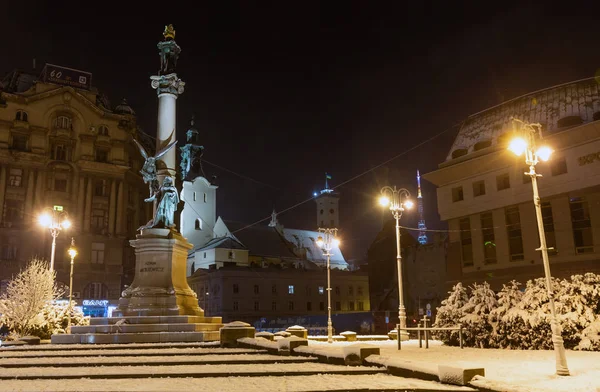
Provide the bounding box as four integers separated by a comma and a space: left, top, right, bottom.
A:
404, 200, 414, 209
39, 213, 52, 228
68, 248, 77, 258
316, 236, 324, 248
536, 146, 553, 162
379, 196, 390, 207
62, 219, 72, 229
332, 238, 340, 248
508, 137, 528, 156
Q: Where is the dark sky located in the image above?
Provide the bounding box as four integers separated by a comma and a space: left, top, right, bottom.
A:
3, 1, 600, 262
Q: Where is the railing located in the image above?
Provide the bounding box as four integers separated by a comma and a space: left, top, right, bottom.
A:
397, 317, 464, 350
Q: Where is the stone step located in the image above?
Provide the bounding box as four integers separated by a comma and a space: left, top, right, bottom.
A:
0, 353, 318, 368
51, 331, 220, 345
0, 347, 264, 359
72, 323, 222, 334
0, 342, 219, 353
0, 362, 388, 380
90, 315, 222, 325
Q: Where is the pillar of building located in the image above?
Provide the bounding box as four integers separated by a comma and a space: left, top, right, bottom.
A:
34, 170, 44, 209
83, 178, 93, 232
0, 166, 6, 224
77, 177, 85, 230
108, 179, 117, 235
24, 169, 35, 222
116, 180, 124, 235
469, 213, 485, 268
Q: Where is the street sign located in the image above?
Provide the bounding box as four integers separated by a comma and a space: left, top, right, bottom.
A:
418, 308, 424, 315
426, 303, 431, 310
385, 316, 389, 324
426, 309, 432, 317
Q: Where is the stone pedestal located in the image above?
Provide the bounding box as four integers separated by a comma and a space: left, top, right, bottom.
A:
114, 228, 202, 317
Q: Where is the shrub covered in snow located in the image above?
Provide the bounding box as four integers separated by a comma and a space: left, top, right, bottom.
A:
459, 282, 497, 348
433, 283, 468, 346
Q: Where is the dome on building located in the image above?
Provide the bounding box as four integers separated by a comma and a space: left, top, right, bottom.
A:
114, 98, 136, 115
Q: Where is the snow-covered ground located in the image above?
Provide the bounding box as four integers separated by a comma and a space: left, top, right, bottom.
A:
0, 339, 599, 391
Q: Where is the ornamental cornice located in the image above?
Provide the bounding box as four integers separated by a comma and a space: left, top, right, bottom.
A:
150, 73, 185, 96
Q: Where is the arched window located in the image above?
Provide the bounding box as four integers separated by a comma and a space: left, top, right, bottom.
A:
195, 218, 203, 230
473, 140, 492, 151
451, 148, 468, 159
15, 110, 28, 122
55, 116, 72, 130
98, 125, 109, 136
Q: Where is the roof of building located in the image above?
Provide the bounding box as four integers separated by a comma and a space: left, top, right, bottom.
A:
282, 228, 348, 269
222, 220, 299, 259
445, 77, 600, 163
197, 235, 246, 251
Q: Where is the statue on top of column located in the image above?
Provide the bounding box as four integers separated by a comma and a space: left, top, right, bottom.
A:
158, 24, 181, 75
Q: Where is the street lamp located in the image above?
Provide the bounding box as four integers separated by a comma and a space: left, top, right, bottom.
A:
379, 186, 413, 346
38, 207, 71, 271
66, 238, 77, 334
316, 228, 340, 344
508, 118, 569, 376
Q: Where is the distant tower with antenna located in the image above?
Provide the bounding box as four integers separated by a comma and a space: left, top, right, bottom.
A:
314, 172, 339, 229
417, 169, 428, 245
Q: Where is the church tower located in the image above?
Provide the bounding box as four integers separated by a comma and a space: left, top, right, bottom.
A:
180, 116, 218, 250
314, 173, 340, 228
417, 169, 428, 245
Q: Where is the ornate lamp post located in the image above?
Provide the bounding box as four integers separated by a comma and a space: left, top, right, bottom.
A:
38, 207, 71, 271
316, 228, 340, 344
379, 186, 413, 346
67, 238, 77, 334
508, 118, 569, 376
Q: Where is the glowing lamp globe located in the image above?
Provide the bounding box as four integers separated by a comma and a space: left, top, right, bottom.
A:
39, 213, 52, 227
379, 196, 390, 207
62, 219, 72, 229
404, 200, 414, 209
316, 236, 324, 248
508, 137, 528, 156
332, 238, 340, 247
536, 146, 553, 162
68, 247, 77, 258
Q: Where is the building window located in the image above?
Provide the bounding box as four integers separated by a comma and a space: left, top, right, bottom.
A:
357, 286, 363, 296
307, 302, 312, 311
318, 286, 324, 295
55, 116, 72, 129
54, 177, 68, 192
233, 284, 239, 294
228, 251, 235, 259
204, 193, 207, 203
481, 212, 497, 264
4, 199, 23, 224
334, 286, 340, 295
233, 301, 239, 311
288, 301, 294, 310
288, 285, 294, 294
98, 125, 109, 136
348, 286, 354, 295
472, 180, 486, 197
94, 179, 107, 196
91, 209, 106, 233
335, 301, 341, 311
195, 218, 202, 230
550, 157, 568, 176
541, 202, 557, 255
272, 284, 277, 294
95, 149, 109, 163
452, 186, 464, 202
496, 173, 510, 191
52, 144, 69, 161
505, 206, 524, 261
85, 282, 107, 299
570, 197, 593, 253
193, 192, 197, 201
272, 301, 277, 311
358, 301, 364, 311
15, 110, 28, 122
8, 168, 22, 187
91, 243, 105, 264
204, 252, 207, 258
348, 301, 355, 311
459, 217, 473, 267
254, 301, 259, 311
11, 134, 28, 151
319, 302, 325, 311
254, 284, 259, 294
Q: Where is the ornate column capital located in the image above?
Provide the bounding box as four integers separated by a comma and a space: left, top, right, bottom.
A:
150, 73, 185, 96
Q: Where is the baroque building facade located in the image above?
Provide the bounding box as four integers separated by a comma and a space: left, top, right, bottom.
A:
0, 66, 150, 315
424, 77, 600, 291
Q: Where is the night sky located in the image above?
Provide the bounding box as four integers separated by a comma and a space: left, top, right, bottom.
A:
2, 2, 600, 263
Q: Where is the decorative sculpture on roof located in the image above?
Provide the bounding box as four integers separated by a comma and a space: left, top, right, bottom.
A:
133, 137, 177, 200
158, 24, 181, 75
180, 116, 204, 180
142, 176, 179, 229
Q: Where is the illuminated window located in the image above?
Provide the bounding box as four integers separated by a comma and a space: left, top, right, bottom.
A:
318, 286, 324, 294
288, 285, 294, 294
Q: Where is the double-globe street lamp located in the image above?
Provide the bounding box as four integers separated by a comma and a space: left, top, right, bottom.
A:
67, 238, 77, 334
316, 228, 340, 344
508, 118, 570, 376
38, 207, 71, 271
379, 186, 413, 346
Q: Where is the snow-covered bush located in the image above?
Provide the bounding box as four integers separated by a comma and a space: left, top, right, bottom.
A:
433, 283, 468, 346
0, 258, 88, 340
577, 318, 600, 351
490, 280, 525, 349
460, 282, 497, 348
29, 300, 89, 339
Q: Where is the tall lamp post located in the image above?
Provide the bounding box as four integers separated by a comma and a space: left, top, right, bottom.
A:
508, 118, 569, 376
66, 238, 77, 334
379, 186, 413, 346
316, 228, 340, 344
38, 207, 71, 271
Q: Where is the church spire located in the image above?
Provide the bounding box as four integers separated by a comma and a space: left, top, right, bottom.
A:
417, 170, 428, 245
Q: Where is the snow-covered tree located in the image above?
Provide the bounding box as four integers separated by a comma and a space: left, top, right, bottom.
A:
460, 282, 497, 348
489, 280, 528, 349
0, 258, 60, 340
577, 317, 600, 351
434, 282, 468, 346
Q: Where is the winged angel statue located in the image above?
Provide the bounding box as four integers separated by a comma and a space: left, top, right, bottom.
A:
133, 137, 178, 229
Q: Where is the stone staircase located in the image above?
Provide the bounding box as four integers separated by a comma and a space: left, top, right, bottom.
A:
51, 315, 223, 344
